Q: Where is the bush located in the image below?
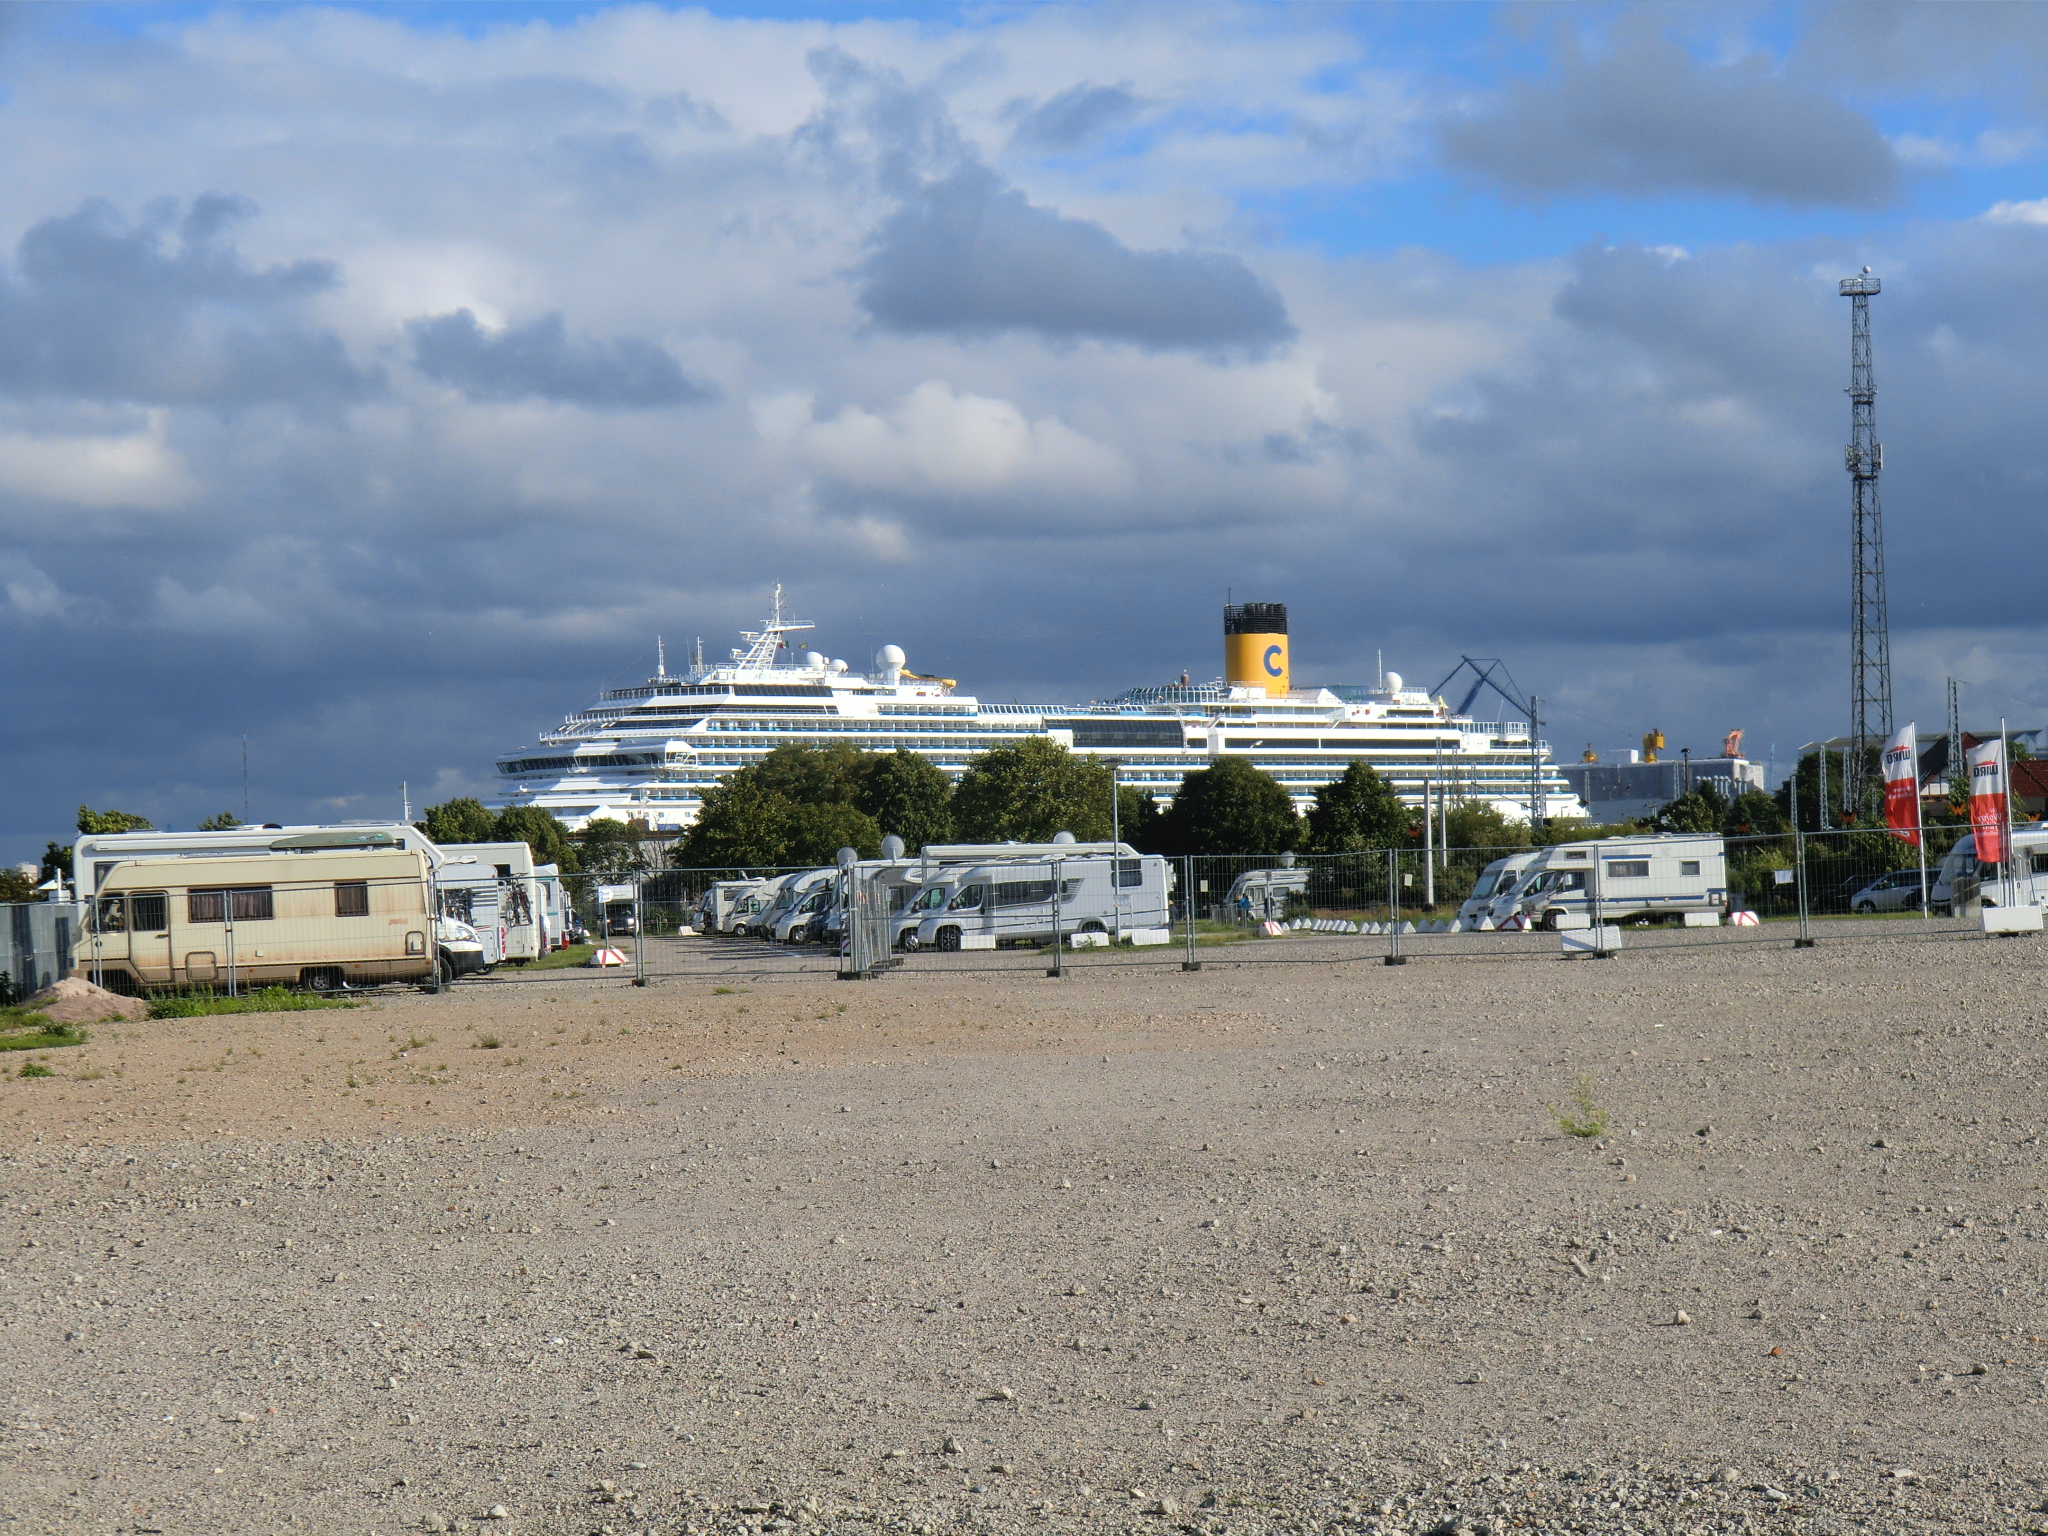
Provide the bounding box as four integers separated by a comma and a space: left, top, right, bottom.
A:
148, 987, 359, 1019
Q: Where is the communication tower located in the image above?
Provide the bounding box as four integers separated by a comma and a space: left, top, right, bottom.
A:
1840, 267, 1892, 816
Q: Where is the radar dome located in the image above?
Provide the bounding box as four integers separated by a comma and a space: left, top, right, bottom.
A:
1383, 670, 1403, 694
803, 651, 825, 668
876, 644, 906, 673
829, 658, 848, 674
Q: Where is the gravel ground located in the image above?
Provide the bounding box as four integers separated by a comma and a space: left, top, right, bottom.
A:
4, 931, 2046, 1535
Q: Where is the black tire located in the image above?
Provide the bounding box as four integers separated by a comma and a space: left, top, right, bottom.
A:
1542, 910, 1565, 932
1080, 920, 1106, 933
936, 926, 962, 953
1853, 900, 1877, 915
435, 951, 456, 987
301, 966, 344, 993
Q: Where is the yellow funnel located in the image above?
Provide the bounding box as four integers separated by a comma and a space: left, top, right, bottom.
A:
1224, 602, 1289, 696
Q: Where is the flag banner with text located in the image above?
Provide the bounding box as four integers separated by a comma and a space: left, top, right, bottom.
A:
1882, 723, 1920, 845
1967, 737, 2009, 866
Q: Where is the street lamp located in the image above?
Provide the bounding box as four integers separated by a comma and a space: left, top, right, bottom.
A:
1105, 757, 1124, 940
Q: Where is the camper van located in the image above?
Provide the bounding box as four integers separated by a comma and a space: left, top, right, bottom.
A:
898, 852, 1173, 951
71, 823, 437, 898
1457, 852, 1540, 927
437, 841, 546, 965
1931, 827, 2048, 912
1495, 834, 1727, 928
748, 870, 835, 940
1221, 867, 1310, 924
74, 847, 487, 993
695, 879, 769, 935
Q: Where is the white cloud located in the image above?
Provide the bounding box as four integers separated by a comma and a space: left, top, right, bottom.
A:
0, 413, 198, 510
791, 380, 1129, 499
1983, 197, 2048, 225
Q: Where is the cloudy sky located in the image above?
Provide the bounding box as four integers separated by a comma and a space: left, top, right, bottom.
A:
6, 0, 2048, 858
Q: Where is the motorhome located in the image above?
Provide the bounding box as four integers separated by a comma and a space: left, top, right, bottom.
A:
695, 879, 769, 934
73, 847, 487, 993
437, 841, 546, 965
773, 884, 834, 944
1931, 827, 2048, 912
898, 852, 1173, 951
71, 823, 438, 898
1220, 867, 1311, 924
1457, 851, 1540, 927
749, 870, 835, 940
1494, 834, 1727, 928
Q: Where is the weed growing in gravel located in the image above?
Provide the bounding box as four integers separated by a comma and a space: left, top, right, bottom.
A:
476, 1034, 503, 1049
1550, 1075, 1610, 1138
18, 1060, 55, 1078
149, 987, 360, 1019
0, 1020, 89, 1053
74, 1066, 106, 1081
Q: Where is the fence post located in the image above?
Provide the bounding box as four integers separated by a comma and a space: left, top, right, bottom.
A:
633, 877, 648, 986
1182, 855, 1201, 971
1794, 826, 1815, 948
1590, 849, 1612, 959
224, 902, 238, 998
1384, 848, 1407, 966
1047, 857, 1065, 978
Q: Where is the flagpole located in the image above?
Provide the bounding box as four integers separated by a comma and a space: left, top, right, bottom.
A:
1916, 746, 1929, 920
2003, 716, 2013, 909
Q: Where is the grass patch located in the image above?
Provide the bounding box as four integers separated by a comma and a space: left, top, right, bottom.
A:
1549, 1075, 1610, 1139
0, 1019, 90, 1053
148, 987, 363, 1020
17, 1060, 55, 1079
524, 944, 597, 971
475, 1034, 503, 1049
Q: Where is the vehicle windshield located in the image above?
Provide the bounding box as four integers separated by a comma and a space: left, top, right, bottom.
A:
911, 886, 948, 912
1470, 866, 1505, 898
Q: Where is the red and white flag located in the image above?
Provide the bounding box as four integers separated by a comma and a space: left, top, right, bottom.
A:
1967, 737, 2010, 866
1882, 723, 1921, 845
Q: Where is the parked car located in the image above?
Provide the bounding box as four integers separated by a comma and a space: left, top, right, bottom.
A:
1849, 868, 1931, 913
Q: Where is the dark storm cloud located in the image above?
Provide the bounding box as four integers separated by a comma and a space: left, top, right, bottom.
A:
407, 309, 718, 409
1009, 82, 1142, 151
1436, 32, 1902, 207
0, 194, 376, 408
856, 163, 1293, 352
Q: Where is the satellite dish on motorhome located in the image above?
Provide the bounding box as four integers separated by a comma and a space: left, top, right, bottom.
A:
1053, 830, 1077, 844
836, 846, 858, 868
879, 834, 906, 860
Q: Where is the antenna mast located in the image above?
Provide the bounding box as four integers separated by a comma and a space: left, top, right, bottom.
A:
1840, 267, 1893, 817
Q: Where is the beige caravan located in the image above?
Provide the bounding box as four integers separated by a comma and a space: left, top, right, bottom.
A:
76, 848, 439, 994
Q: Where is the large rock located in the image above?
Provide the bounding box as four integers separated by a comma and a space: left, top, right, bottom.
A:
24, 977, 149, 1024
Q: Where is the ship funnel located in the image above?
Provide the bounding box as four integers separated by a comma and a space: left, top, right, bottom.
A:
1223, 601, 1289, 697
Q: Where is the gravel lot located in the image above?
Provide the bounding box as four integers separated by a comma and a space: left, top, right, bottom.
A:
4, 931, 2046, 1535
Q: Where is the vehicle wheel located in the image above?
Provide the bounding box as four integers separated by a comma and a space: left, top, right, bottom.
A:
1542, 910, 1565, 932
302, 966, 344, 992
936, 926, 962, 952
1080, 921, 1106, 933
899, 934, 919, 952
435, 951, 456, 987
1853, 900, 1877, 915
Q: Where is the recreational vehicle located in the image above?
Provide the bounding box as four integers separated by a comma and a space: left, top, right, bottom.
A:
437, 841, 546, 965
71, 823, 437, 898
898, 852, 1173, 951
74, 847, 488, 993
695, 879, 769, 935
1496, 834, 1727, 928
1457, 852, 1540, 927
1931, 827, 2048, 912
748, 870, 835, 939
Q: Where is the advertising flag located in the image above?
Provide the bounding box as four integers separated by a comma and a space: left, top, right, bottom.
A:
1967, 737, 2010, 866
1882, 723, 1920, 845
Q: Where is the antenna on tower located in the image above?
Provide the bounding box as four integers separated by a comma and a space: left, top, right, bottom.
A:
1840, 266, 1892, 818
656, 636, 665, 679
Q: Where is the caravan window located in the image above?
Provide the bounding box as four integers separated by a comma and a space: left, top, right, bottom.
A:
1680, 861, 1701, 877
948, 885, 986, 911
335, 881, 370, 917
1606, 860, 1650, 878
95, 897, 127, 933
2032, 851, 2048, 875
992, 880, 1055, 908
188, 887, 274, 923
1115, 859, 1143, 888
130, 893, 167, 932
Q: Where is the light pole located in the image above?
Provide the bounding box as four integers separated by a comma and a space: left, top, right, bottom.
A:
1105, 757, 1124, 940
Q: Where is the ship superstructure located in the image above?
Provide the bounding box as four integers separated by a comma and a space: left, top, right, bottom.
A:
484, 590, 1586, 833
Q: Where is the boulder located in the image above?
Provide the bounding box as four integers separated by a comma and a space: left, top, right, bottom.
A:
24, 977, 149, 1024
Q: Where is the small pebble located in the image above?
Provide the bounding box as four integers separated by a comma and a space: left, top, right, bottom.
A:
982, 1387, 1014, 1402
1715, 1468, 1739, 1485
942, 1436, 962, 1454
1674, 1310, 1692, 1326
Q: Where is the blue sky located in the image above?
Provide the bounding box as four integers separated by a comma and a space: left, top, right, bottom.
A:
5, 1, 2048, 855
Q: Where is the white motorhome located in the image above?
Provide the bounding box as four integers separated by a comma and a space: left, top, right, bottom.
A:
1458, 851, 1539, 927
750, 870, 835, 939
1931, 827, 2048, 912
436, 841, 544, 965
696, 879, 769, 934
898, 852, 1172, 951
1496, 834, 1727, 929
1221, 867, 1310, 924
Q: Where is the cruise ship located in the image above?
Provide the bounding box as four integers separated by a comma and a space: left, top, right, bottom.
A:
483, 591, 1586, 833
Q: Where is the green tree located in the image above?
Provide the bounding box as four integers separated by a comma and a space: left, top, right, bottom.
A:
1723, 788, 1787, 836
1654, 782, 1728, 834
39, 843, 71, 888
421, 797, 498, 845
0, 866, 36, 903
952, 738, 1113, 843
784, 801, 881, 865
751, 743, 870, 807
1446, 799, 1531, 850
1116, 786, 1168, 852
77, 805, 152, 834
196, 810, 244, 831
1774, 747, 1882, 832
1305, 762, 1412, 852
854, 749, 954, 852
578, 817, 652, 876
677, 777, 795, 868
1161, 756, 1302, 856
493, 806, 579, 871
